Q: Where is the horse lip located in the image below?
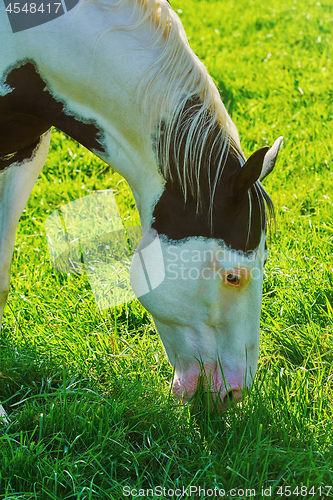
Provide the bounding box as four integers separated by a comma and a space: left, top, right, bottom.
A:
172, 370, 246, 410
173, 382, 245, 412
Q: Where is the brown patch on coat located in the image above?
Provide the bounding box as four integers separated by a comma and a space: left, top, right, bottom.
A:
0, 60, 105, 169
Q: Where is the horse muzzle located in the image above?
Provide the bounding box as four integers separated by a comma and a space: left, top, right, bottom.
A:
172, 366, 246, 411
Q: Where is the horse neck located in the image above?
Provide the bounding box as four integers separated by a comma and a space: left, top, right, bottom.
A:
4, 1, 170, 226
2, 1, 237, 228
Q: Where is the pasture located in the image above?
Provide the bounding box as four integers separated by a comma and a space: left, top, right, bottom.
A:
1, 0, 333, 497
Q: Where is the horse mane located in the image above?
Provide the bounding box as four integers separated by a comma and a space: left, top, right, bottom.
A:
90, 0, 274, 231
88, 1, 238, 181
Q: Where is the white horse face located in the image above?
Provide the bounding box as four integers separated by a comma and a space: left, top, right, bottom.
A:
131, 230, 267, 408
130, 137, 283, 409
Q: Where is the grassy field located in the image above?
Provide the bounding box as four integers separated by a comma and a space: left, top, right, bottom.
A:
1, 0, 333, 498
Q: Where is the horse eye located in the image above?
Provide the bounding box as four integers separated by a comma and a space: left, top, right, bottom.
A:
226, 274, 240, 285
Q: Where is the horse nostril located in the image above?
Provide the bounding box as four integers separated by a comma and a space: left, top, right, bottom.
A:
222, 390, 234, 406
222, 389, 243, 407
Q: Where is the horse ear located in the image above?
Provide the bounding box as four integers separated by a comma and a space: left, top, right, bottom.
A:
233, 146, 269, 199
259, 136, 283, 181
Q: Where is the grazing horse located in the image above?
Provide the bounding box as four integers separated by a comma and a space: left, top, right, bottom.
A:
0, 0, 282, 416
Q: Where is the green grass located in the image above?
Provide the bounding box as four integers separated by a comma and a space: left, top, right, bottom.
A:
1, 0, 333, 498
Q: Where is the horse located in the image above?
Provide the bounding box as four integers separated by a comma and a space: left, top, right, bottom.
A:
0, 0, 282, 418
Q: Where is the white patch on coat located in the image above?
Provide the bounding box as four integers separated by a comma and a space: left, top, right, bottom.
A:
0, 77, 13, 96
